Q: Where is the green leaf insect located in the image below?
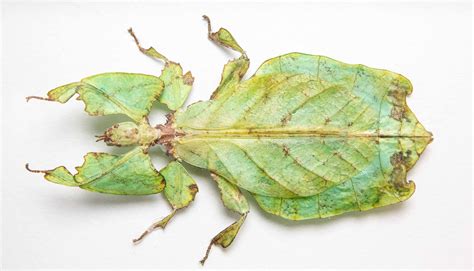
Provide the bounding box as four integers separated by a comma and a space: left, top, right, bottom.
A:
26, 15, 432, 265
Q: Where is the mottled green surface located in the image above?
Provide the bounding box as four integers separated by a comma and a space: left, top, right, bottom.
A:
199, 174, 248, 264
173, 53, 432, 220
77, 147, 164, 195
212, 173, 249, 215
27, 19, 432, 264
33, 147, 164, 195
127, 27, 194, 111
42, 166, 77, 186
132, 161, 199, 243
159, 62, 194, 111
161, 161, 198, 209
46, 73, 163, 122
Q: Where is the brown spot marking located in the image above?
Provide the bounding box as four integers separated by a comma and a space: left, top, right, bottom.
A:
390, 166, 408, 190
347, 122, 353, 127
183, 71, 194, 85
301, 90, 310, 97
388, 83, 406, 107
324, 66, 333, 74
282, 145, 290, 156
390, 152, 405, 166
324, 118, 331, 124
261, 92, 271, 103
389, 152, 411, 190
188, 183, 199, 194
281, 114, 292, 125
391, 150, 412, 168
390, 105, 405, 121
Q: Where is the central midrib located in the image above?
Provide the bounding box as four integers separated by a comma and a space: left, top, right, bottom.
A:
178, 128, 432, 139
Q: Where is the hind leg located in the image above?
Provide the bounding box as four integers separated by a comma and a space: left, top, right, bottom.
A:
199, 173, 249, 265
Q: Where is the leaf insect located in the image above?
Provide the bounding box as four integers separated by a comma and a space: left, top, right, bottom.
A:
26, 16, 432, 265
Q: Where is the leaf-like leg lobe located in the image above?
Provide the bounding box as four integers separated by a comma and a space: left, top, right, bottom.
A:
26, 163, 78, 186
27, 74, 163, 122
133, 161, 198, 244
198, 174, 250, 265
199, 212, 248, 265
27, 147, 165, 194
128, 28, 194, 110
202, 15, 246, 56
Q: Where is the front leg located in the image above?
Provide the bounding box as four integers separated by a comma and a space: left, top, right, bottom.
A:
128, 28, 194, 111
133, 161, 198, 243
26, 147, 165, 195
200, 173, 249, 265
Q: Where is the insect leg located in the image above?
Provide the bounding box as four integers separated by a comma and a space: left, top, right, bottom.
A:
132, 209, 177, 244
128, 28, 194, 110
25, 73, 163, 122
133, 161, 198, 244
202, 16, 250, 100
128, 27, 168, 63
199, 173, 249, 265
202, 15, 246, 57
26, 147, 165, 195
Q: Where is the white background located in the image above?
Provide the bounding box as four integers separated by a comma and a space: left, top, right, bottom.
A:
1, 1, 472, 269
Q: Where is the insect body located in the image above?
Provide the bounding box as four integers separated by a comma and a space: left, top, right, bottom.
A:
26, 16, 432, 265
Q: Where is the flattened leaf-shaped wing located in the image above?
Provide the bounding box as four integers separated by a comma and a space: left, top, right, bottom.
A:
173, 53, 432, 219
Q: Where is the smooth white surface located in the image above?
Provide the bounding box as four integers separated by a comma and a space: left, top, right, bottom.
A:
2, 2, 472, 269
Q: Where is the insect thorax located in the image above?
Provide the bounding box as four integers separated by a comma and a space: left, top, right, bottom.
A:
98, 121, 159, 147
